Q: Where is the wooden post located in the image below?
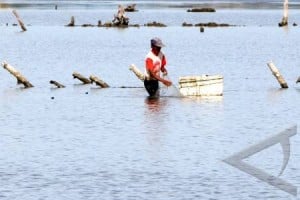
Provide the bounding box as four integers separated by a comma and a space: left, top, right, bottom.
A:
129, 64, 145, 81
90, 75, 109, 88
2, 62, 33, 88
72, 72, 91, 84
12, 10, 27, 31
50, 80, 65, 88
67, 16, 75, 26
267, 61, 288, 88
279, 0, 288, 27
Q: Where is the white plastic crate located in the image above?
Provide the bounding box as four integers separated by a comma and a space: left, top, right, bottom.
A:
179, 75, 223, 96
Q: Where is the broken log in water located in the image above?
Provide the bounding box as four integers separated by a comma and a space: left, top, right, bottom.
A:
72, 72, 91, 84
2, 62, 33, 88
12, 10, 27, 31
89, 75, 109, 88
267, 61, 288, 88
129, 64, 145, 81
50, 80, 65, 88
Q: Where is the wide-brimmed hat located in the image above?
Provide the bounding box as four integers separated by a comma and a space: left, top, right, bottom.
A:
151, 37, 165, 47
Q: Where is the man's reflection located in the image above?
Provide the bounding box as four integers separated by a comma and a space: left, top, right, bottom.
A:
144, 96, 167, 113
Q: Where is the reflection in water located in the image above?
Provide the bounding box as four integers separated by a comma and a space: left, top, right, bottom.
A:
143, 97, 169, 158
144, 97, 167, 113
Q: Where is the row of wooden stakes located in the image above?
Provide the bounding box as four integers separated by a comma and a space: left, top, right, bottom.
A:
2, 62, 109, 89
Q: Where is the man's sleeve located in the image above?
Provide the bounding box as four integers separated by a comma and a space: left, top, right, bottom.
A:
146, 58, 154, 71
161, 55, 167, 72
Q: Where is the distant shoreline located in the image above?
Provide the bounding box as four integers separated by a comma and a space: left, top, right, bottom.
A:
1, 2, 300, 10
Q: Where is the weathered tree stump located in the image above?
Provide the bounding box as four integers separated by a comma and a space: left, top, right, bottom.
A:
279, 0, 288, 27
129, 64, 145, 81
72, 72, 91, 84
49, 80, 65, 88
90, 75, 109, 88
2, 62, 33, 88
66, 16, 75, 27
12, 10, 27, 31
267, 61, 288, 88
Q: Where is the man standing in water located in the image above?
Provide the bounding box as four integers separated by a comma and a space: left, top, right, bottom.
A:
144, 37, 172, 97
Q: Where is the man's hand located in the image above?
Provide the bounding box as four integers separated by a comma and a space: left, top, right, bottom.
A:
163, 80, 172, 87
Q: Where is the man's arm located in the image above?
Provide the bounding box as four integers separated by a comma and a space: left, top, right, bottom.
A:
146, 58, 172, 86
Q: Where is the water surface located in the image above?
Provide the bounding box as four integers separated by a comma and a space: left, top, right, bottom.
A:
1, 2, 300, 200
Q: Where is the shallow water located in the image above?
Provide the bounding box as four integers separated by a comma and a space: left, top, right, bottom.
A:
1, 3, 300, 200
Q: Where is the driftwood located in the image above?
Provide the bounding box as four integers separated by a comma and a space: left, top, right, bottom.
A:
267, 62, 288, 88
66, 16, 75, 26
187, 8, 216, 12
49, 80, 65, 88
2, 62, 33, 88
90, 75, 109, 88
12, 10, 27, 31
72, 72, 91, 84
129, 64, 145, 81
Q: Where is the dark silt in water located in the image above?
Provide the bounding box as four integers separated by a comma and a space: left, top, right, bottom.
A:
1, 1, 300, 199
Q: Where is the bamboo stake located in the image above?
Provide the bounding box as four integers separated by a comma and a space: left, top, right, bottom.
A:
72, 72, 91, 84
49, 80, 65, 88
2, 62, 33, 88
279, 0, 288, 27
90, 75, 109, 88
267, 61, 288, 88
129, 64, 145, 81
12, 10, 27, 31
